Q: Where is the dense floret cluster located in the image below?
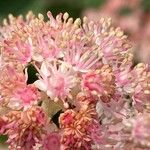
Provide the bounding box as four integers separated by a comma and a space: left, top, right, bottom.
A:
84, 0, 150, 64
0, 11, 149, 150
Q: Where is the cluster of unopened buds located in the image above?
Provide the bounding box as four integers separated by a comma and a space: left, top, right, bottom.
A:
0, 11, 149, 150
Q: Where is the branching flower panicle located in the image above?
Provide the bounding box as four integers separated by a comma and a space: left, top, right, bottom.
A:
0, 11, 149, 150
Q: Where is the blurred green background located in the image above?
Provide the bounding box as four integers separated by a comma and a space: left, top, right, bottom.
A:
0, 0, 149, 20
0, 0, 105, 20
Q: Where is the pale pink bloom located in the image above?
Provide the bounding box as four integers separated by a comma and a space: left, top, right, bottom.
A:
0, 54, 2, 67
81, 65, 115, 102
0, 12, 36, 66
132, 113, 150, 146
132, 64, 150, 111
88, 120, 104, 145
83, 0, 150, 63
0, 65, 40, 109
12, 84, 40, 107
64, 40, 100, 72
139, 40, 150, 64
0, 53, 5, 69
0, 14, 26, 40
32, 33, 61, 62
0, 10, 149, 150
42, 132, 60, 150
1, 107, 48, 150
34, 61, 76, 102
137, 19, 150, 64
4, 38, 33, 64
116, 63, 150, 112
115, 65, 133, 93
0, 117, 6, 134
98, 28, 132, 67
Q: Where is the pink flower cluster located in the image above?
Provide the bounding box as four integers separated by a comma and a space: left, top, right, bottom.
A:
0, 11, 149, 150
83, 0, 150, 64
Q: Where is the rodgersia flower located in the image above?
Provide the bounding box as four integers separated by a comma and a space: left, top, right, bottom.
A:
42, 132, 61, 150
0, 106, 48, 150
122, 111, 150, 150
81, 65, 115, 102
0, 65, 40, 109
0, 11, 149, 150
34, 61, 76, 107
83, 0, 150, 64
132, 63, 150, 111
59, 94, 98, 149
132, 112, 150, 147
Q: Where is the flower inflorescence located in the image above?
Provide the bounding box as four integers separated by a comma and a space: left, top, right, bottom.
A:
0, 11, 149, 150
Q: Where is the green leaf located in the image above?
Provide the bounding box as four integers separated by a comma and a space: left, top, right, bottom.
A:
0, 135, 7, 143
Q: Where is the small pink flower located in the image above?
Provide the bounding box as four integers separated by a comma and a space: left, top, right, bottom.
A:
0, 65, 40, 109
4, 38, 33, 65
34, 61, 76, 102
1, 106, 48, 150
132, 64, 150, 111
43, 132, 61, 150
64, 41, 100, 72
13, 84, 40, 106
59, 109, 76, 128
34, 33, 61, 62
88, 120, 103, 145
81, 65, 115, 102
132, 113, 150, 146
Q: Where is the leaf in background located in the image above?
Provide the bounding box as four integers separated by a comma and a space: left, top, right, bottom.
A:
0, 135, 7, 143
26, 64, 38, 84
142, 0, 150, 12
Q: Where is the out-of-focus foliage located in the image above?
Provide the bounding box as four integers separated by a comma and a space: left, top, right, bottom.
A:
0, 0, 105, 20
0, 135, 7, 143
0, 0, 150, 20
0, 0, 46, 20
142, 0, 150, 12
